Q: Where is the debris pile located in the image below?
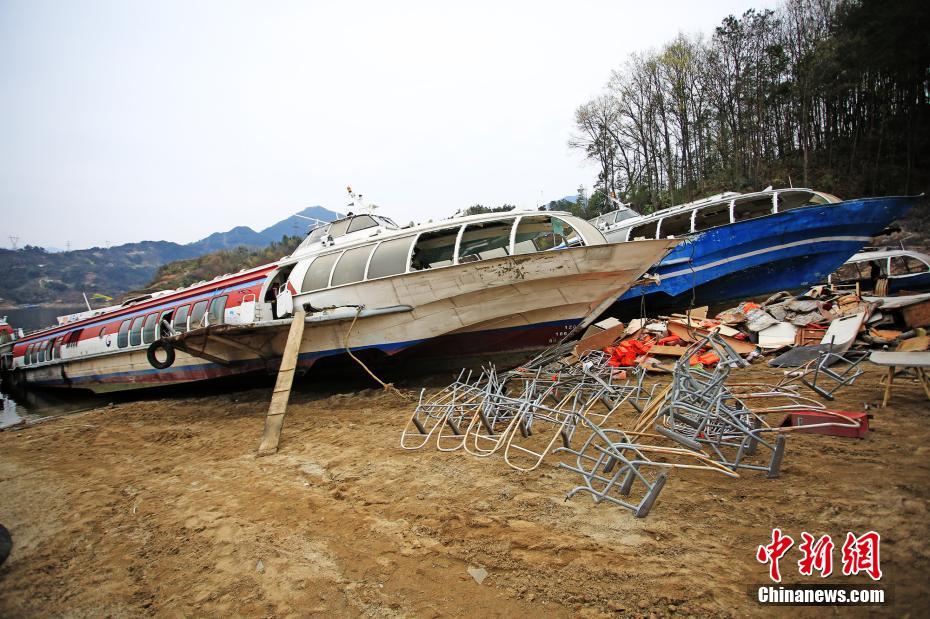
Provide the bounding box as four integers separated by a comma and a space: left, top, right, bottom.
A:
401, 329, 862, 518
400, 286, 930, 518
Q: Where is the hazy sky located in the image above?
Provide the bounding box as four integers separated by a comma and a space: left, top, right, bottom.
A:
0, 0, 776, 250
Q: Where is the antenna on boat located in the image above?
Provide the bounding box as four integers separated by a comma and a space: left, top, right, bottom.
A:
293, 213, 329, 228
606, 192, 641, 216
346, 186, 378, 215
82, 292, 92, 312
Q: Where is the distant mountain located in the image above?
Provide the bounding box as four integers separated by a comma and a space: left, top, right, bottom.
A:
190, 226, 268, 253
0, 205, 340, 306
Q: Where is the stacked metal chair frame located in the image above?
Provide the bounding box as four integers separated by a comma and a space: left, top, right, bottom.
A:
651, 334, 787, 478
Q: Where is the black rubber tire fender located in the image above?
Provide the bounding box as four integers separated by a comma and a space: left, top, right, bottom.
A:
146, 340, 176, 370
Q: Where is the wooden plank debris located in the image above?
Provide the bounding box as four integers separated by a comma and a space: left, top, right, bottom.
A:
257, 307, 306, 456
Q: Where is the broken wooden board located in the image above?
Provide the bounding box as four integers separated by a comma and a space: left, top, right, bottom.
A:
666, 320, 757, 355
573, 321, 627, 357
870, 328, 904, 340
639, 356, 674, 373
902, 299, 930, 328
897, 335, 930, 352
649, 345, 689, 357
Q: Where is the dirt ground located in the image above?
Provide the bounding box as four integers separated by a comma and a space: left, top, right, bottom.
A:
1, 363, 928, 617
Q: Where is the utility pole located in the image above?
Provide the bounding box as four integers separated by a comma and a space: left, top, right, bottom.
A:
8, 236, 19, 250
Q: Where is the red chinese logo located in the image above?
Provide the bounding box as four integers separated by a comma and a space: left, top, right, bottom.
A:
758, 530, 882, 582
841, 531, 882, 581
756, 528, 795, 583
797, 532, 834, 577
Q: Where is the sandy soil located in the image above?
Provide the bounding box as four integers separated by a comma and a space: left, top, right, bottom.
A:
1, 364, 928, 617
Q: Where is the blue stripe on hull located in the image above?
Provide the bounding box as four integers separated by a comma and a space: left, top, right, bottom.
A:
616, 196, 918, 313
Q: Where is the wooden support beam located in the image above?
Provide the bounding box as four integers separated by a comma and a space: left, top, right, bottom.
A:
257, 308, 306, 456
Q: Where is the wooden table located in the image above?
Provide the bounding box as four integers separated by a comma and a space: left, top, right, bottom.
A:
869, 351, 930, 407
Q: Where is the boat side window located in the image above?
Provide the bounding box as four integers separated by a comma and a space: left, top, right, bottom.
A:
37, 341, 47, 363
458, 219, 514, 263
628, 220, 658, 241
48, 339, 56, 361
346, 215, 378, 234
129, 317, 144, 347
173, 305, 191, 333
26, 344, 36, 365
733, 195, 774, 222
142, 313, 158, 344
189, 300, 208, 330
659, 212, 692, 238
367, 236, 416, 279
891, 256, 930, 276
410, 226, 461, 269
694, 203, 732, 231
117, 319, 131, 348
328, 219, 351, 238
297, 224, 332, 251
513, 216, 575, 255
776, 190, 821, 211
65, 329, 83, 349
53, 336, 63, 359
98, 326, 107, 339
302, 253, 341, 292
207, 296, 227, 325
833, 262, 863, 283
331, 245, 375, 286
158, 310, 173, 337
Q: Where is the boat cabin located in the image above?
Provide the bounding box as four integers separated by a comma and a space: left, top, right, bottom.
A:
591, 188, 841, 241
285, 212, 604, 298
830, 248, 930, 293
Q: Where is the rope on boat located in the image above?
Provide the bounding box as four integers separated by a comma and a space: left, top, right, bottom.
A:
344, 306, 410, 400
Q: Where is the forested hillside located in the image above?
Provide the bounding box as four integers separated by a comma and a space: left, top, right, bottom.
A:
570, 0, 928, 215
0, 206, 337, 306
140, 236, 303, 293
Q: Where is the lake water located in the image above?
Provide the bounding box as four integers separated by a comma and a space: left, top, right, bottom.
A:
0, 383, 109, 429
2, 305, 86, 333
0, 393, 23, 429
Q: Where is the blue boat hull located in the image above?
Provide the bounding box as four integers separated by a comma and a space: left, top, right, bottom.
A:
612, 196, 920, 317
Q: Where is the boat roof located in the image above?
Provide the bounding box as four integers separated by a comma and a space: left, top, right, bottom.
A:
589, 187, 841, 230
848, 248, 930, 262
